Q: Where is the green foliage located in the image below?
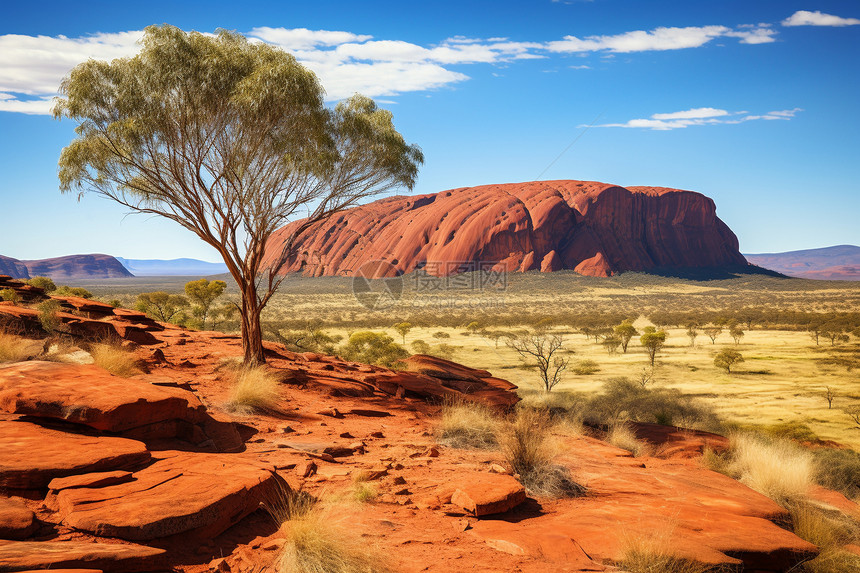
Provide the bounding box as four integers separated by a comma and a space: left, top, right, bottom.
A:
26, 276, 56, 293
585, 378, 720, 430
36, 299, 62, 333
54, 285, 93, 299
464, 321, 481, 335
614, 320, 638, 353
135, 291, 189, 323
714, 349, 744, 373
703, 326, 722, 344
392, 321, 412, 344
271, 326, 341, 355
184, 279, 227, 330
0, 288, 19, 303
813, 448, 860, 498
340, 331, 408, 368
640, 328, 667, 366
410, 339, 431, 355
53, 24, 423, 366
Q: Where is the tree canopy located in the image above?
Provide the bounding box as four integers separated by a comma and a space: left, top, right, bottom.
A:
54, 25, 423, 364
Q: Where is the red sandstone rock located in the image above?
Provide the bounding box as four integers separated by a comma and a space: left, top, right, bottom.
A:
450, 473, 526, 516
0, 497, 37, 540
0, 540, 163, 572
52, 451, 277, 541
0, 421, 150, 490
263, 180, 748, 278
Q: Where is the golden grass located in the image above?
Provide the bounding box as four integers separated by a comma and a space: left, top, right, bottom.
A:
789, 502, 860, 573
436, 398, 500, 450
710, 433, 816, 506
498, 407, 585, 498
607, 423, 651, 457
227, 365, 281, 413
276, 499, 388, 573
89, 342, 142, 377
0, 333, 40, 363
618, 528, 716, 573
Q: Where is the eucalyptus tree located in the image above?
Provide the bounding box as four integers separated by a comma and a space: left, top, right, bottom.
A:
53, 25, 423, 364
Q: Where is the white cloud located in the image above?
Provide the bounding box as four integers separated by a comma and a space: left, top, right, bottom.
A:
725, 25, 778, 44
247, 27, 372, 49
597, 107, 802, 130
547, 26, 732, 53
782, 10, 860, 27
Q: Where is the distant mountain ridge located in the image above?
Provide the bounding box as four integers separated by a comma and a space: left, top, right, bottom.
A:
116, 257, 228, 276
744, 245, 860, 281
0, 254, 133, 280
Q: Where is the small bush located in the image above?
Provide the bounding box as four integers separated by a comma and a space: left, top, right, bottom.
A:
227, 366, 281, 413
54, 285, 93, 299
437, 399, 499, 450
498, 407, 585, 498
0, 333, 40, 363
36, 300, 62, 333
90, 343, 142, 377
340, 331, 408, 368
27, 276, 56, 293
351, 475, 379, 504
0, 288, 20, 303
708, 434, 816, 506
572, 359, 600, 375
585, 378, 720, 430
410, 339, 431, 354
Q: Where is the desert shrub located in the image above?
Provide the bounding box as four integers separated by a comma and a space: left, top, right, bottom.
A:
714, 349, 744, 373
54, 285, 93, 299
436, 398, 499, 450
585, 378, 719, 430
410, 339, 431, 355
26, 276, 56, 292
351, 473, 379, 504
271, 327, 340, 355
432, 331, 450, 339
607, 423, 650, 457
340, 331, 408, 368
36, 299, 62, 333
135, 291, 188, 323
262, 479, 317, 525
226, 365, 281, 413
498, 407, 584, 498
706, 434, 816, 506
0, 333, 40, 363
790, 501, 860, 573
90, 343, 142, 377
813, 448, 860, 499
572, 359, 600, 375
432, 343, 456, 360
108, 299, 122, 308
0, 288, 19, 303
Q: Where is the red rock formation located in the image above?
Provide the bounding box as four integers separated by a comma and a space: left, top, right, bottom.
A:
0, 254, 133, 280
264, 180, 748, 277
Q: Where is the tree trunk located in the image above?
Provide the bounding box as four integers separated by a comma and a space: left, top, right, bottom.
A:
240, 282, 266, 366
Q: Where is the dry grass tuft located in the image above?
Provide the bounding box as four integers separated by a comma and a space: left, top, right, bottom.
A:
705, 433, 816, 506
498, 407, 585, 498
273, 490, 389, 573
436, 398, 500, 450
0, 333, 40, 363
227, 365, 281, 413
90, 343, 142, 377
789, 501, 860, 572
619, 529, 717, 573
607, 423, 652, 457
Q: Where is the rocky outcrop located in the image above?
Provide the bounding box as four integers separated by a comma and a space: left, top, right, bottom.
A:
264, 180, 748, 277
0, 254, 133, 280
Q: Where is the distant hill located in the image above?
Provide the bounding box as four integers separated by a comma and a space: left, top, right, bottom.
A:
116, 257, 228, 276
0, 254, 133, 280
744, 245, 860, 281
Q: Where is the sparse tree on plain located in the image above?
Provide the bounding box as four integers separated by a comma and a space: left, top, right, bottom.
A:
602, 335, 622, 355
54, 25, 422, 365
614, 320, 638, 353
184, 279, 227, 330
686, 324, 699, 347
507, 331, 569, 392
135, 292, 189, 323
640, 327, 667, 367
729, 326, 745, 345
704, 326, 722, 344
393, 322, 412, 344
824, 386, 835, 409
714, 349, 744, 373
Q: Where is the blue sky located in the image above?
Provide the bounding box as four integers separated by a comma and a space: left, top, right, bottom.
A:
1, 0, 858, 261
